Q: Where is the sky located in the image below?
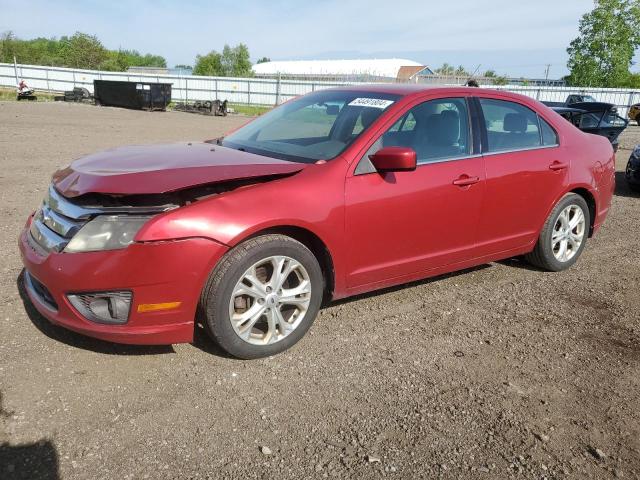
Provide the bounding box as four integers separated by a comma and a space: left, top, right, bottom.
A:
0, 0, 627, 79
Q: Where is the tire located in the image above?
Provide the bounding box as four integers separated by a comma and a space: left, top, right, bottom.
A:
525, 193, 590, 272
628, 182, 640, 194
199, 234, 323, 359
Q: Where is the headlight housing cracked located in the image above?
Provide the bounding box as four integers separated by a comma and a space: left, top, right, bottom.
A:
64, 215, 151, 253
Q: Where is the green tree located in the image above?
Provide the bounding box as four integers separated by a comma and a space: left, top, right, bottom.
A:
0, 31, 19, 63
256, 56, 270, 64
194, 44, 253, 77
435, 63, 455, 76
484, 70, 496, 78
59, 32, 108, 69
193, 50, 224, 76
221, 43, 252, 77
1, 31, 165, 71
566, 0, 640, 87
454, 65, 468, 76
493, 76, 509, 86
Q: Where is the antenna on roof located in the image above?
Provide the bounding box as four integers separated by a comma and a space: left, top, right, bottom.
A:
464, 64, 482, 87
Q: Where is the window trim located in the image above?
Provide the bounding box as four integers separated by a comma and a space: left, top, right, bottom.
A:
482, 143, 560, 157
474, 97, 561, 155
538, 114, 560, 148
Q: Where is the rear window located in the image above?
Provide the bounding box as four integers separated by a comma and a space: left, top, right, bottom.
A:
479, 99, 541, 152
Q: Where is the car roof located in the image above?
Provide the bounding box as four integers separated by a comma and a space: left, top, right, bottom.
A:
327, 83, 481, 95
326, 84, 536, 103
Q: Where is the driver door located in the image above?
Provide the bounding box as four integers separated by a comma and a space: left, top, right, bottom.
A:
344, 96, 484, 290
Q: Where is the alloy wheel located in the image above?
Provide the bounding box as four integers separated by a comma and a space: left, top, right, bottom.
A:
551, 204, 586, 262
228, 255, 312, 345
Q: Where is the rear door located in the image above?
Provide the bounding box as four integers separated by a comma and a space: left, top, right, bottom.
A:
344, 96, 485, 289
473, 96, 569, 256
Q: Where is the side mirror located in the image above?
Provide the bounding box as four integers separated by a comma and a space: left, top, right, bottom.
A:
369, 146, 417, 172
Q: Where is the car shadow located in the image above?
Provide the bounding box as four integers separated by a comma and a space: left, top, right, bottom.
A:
190, 322, 237, 359
614, 171, 640, 198
329, 264, 493, 307
496, 256, 546, 272
0, 392, 60, 480
15, 259, 544, 359
16, 270, 175, 356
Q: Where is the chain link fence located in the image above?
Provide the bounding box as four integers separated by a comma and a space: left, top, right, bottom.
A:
2, 62, 639, 117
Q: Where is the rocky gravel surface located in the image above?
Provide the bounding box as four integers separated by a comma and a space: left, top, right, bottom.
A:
0, 101, 639, 479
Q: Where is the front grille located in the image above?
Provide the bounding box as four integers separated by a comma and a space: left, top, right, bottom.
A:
28, 185, 175, 254
28, 186, 92, 253
24, 271, 58, 311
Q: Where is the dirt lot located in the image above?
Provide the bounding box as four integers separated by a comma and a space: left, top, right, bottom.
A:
0, 101, 639, 480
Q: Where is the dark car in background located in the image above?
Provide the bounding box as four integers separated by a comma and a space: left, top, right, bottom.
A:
549, 102, 628, 151
626, 145, 640, 193
544, 94, 598, 108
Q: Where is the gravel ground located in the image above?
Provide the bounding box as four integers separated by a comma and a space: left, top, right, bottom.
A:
0, 101, 639, 480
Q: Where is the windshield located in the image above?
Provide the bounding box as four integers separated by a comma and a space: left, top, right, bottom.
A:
222, 90, 400, 163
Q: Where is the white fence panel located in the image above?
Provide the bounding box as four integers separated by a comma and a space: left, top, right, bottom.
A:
1, 63, 639, 116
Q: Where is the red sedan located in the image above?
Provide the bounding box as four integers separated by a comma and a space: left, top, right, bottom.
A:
19, 86, 615, 358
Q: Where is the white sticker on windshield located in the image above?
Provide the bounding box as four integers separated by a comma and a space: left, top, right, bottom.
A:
348, 98, 394, 109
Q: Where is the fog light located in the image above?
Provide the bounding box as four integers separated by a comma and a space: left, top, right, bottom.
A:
67, 291, 133, 324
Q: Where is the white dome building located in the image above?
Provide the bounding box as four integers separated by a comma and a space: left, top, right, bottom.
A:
252, 59, 433, 82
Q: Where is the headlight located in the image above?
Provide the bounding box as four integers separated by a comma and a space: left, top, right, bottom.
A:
64, 215, 151, 253
633, 145, 640, 158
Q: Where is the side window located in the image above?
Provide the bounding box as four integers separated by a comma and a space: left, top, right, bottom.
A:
479, 99, 541, 152
539, 116, 559, 146
600, 112, 627, 127
356, 97, 471, 174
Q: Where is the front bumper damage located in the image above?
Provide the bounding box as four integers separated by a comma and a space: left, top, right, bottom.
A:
19, 215, 228, 345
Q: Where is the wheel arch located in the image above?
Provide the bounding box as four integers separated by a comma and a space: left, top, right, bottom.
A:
239, 225, 336, 303
568, 187, 597, 237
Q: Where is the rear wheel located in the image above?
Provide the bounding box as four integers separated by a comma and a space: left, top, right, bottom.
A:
200, 234, 323, 359
525, 193, 590, 271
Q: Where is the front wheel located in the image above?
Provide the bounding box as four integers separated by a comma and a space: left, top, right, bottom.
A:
199, 234, 323, 359
525, 193, 590, 272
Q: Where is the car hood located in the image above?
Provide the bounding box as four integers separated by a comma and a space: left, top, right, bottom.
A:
52, 142, 307, 197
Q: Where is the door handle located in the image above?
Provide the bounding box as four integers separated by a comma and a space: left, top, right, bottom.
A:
452, 175, 480, 186
549, 162, 568, 171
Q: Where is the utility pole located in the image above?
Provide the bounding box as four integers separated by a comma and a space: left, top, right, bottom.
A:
13, 56, 19, 86
544, 64, 551, 85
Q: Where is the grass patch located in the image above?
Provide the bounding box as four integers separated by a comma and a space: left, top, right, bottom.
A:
229, 103, 272, 116
0, 87, 57, 102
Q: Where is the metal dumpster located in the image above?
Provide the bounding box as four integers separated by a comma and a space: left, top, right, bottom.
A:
93, 80, 172, 111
